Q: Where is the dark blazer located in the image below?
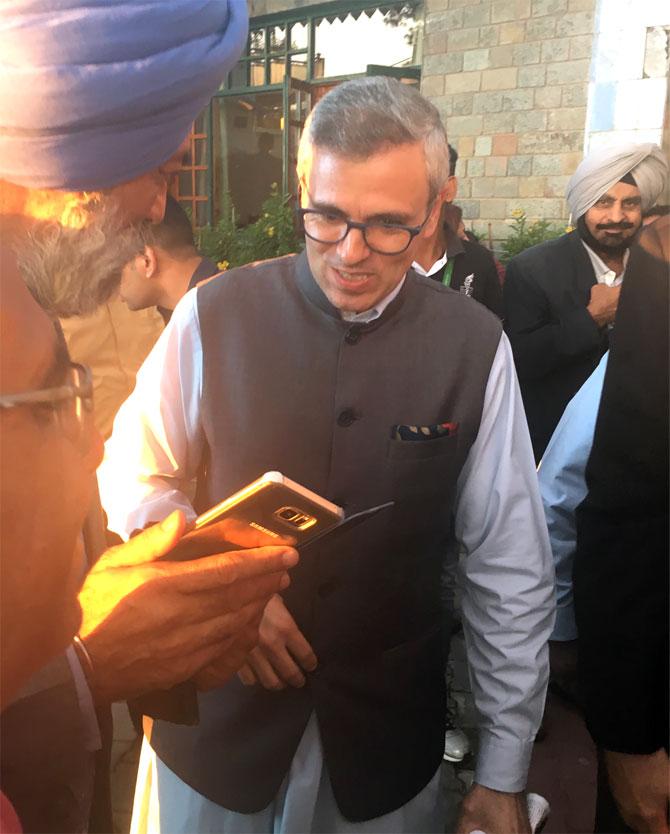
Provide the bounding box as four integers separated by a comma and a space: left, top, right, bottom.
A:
503, 231, 609, 460
427, 226, 503, 317
574, 229, 669, 755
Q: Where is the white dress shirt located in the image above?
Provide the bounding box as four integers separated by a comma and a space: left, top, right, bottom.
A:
582, 241, 629, 287
100, 281, 554, 819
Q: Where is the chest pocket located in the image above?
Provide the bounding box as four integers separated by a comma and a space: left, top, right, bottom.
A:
384, 431, 460, 511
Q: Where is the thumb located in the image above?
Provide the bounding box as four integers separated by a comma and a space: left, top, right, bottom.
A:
102, 511, 187, 568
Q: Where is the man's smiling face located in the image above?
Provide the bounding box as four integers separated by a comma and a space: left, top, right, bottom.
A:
300, 142, 441, 314
583, 180, 642, 256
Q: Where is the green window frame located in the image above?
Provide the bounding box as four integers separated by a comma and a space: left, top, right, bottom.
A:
221, 0, 421, 93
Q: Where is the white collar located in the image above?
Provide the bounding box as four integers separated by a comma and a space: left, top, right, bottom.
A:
412, 251, 448, 278
340, 276, 406, 323
582, 241, 630, 287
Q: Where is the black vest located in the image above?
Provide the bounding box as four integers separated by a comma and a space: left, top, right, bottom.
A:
149, 252, 501, 821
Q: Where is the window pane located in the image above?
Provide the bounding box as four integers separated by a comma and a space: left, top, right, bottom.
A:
314, 8, 418, 78
270, 57, 286, 84
290, 22, 308, 50
211, 93, 284, 227
228, 60, 248, 89
269, 25, 286, 54
249, 29, 265, 56
250, 60, 265, 86
289, 57, 307, 81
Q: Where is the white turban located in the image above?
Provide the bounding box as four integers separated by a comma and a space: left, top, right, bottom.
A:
565, 143, 669, 221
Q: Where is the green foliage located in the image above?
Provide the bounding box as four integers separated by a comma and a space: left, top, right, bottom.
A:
500, 210, 565, 264
196, 187, 302, 270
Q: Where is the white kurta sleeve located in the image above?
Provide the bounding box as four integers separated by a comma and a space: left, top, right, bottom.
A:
97, 289, 204, 538
454, 332, 555, 793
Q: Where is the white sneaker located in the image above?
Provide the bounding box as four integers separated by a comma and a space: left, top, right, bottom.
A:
442, 727, 470, 762
526, 792, 550, 833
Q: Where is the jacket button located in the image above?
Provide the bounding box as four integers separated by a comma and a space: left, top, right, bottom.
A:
337, 408, 357, 427
345, 326, 361, 345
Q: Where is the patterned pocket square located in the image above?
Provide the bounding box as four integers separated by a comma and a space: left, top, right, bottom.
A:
392, 422, 459, 441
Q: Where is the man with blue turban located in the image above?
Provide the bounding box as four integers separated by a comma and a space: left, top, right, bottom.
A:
0, 4, 301, 832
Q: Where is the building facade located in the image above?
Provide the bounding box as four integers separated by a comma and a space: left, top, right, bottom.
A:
178, 0, 669, 248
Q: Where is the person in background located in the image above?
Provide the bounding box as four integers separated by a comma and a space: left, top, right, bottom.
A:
119, 194, 220, 324
574, 216, 669, 834
412, 143, 503, 317
503, 144, 668, 462
61, 300, 164, 438
0, 3, 299, 831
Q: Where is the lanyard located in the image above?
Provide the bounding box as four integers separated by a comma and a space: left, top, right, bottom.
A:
441, 260, 454, 288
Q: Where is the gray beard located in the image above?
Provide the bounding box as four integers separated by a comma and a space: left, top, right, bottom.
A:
16, 201, 146, 318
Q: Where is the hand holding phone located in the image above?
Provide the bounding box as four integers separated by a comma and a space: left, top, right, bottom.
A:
161, 472, 344, 562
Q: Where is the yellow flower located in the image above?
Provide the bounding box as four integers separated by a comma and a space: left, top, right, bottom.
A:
511, 208, 524, 219
267, 226, 275, 237
565, 225, 575, 233
217, 260, 229, 271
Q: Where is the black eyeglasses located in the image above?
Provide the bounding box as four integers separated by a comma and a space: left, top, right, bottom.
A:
0, 362, 94, 444
297, 206, 433, 255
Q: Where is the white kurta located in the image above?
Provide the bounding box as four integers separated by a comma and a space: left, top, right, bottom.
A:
99, 285, 555, 833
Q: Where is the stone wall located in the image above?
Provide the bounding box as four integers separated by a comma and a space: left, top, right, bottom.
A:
421, 0, 597, 243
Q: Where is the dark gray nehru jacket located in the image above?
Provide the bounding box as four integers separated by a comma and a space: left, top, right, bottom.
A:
149, 251, 502, 821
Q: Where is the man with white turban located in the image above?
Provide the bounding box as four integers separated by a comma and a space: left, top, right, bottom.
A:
503, 142, 668, 461
0, 3, 300, 831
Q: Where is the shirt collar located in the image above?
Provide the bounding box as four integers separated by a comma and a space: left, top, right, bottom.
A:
412, 251, 447, 279
582, 240, 630, 287
340, 276, 406, 322
411, 223, 464, 278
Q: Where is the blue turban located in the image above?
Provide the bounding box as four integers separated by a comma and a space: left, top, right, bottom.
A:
0, 1, 248, 190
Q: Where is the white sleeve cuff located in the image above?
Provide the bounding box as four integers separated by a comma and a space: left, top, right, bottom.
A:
474, 731, 535, 793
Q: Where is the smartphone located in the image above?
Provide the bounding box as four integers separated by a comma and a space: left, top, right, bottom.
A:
193, 471, 344, 546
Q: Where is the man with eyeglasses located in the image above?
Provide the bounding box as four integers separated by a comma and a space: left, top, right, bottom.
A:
101, 77, 554, 834
0, 3, 302, 832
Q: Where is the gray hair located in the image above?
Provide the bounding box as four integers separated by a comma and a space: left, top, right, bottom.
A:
16, 197, 146, 318
298, 76, 450, 202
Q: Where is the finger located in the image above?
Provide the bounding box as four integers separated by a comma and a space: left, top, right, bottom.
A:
264, 642, 306, 688
155, 598, 264, 653
214, 518, 296, 549
102, 511, 187, 568
158, 546, 298, 593
193, 640, 249, 690
247, 647, 285, 690
286, 629, 318, 673
164, 576, 282, 631
237, 663, 258, 686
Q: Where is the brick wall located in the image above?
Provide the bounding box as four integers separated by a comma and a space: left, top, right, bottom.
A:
422, 0, 597, 244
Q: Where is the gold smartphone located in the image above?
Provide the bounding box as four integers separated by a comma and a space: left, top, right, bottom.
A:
193, 471, 345, 546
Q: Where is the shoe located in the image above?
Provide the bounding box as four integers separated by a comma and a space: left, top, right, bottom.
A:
443, 726, 470, 762
526, 792, 550, 833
